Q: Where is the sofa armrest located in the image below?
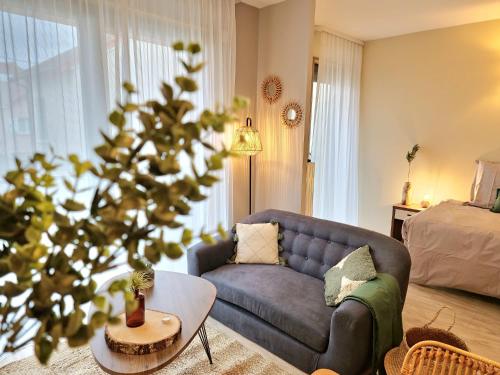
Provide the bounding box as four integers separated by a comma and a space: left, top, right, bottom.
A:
318, 300, 372, 375
187, 236, 235, 277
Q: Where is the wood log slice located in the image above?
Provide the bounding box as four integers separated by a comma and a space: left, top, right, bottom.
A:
104, 309, 182, 355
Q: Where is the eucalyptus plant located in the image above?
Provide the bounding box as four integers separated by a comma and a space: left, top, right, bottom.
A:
0, 41, 243, 363
128, 271, 153, 294
405, 144, 420, 181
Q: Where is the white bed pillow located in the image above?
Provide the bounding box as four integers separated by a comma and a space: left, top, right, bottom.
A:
234, 223, 279, 264
470, 160, 500, 208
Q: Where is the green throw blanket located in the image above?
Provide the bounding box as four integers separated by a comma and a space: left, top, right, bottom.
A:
343, 273, 403, 375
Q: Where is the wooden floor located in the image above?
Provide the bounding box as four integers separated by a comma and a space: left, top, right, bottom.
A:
1, 283, 499, 373
403, 283, 500, 361
218, 283, 500, 374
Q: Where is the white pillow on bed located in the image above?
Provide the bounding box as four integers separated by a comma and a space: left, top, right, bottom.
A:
470, 160, 500, 208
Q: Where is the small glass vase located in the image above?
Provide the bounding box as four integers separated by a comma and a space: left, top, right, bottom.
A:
126, 290, 145, 328
401, 181, 413, 206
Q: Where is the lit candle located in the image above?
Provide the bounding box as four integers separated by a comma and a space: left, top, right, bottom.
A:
421, 194, 432, 208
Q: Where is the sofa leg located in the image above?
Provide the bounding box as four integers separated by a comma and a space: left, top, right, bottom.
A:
198, 323, 213, 364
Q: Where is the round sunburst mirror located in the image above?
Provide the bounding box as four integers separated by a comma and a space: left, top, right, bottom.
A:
281, 101, 303, 128
261, 75, 282, 104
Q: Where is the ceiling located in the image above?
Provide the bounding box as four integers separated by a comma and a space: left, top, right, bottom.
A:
238, 0, 284, 9
315, 0, 500, 41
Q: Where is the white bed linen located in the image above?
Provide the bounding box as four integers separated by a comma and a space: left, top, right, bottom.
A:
402, 200, 500, 299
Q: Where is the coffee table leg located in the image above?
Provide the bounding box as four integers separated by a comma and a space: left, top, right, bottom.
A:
198, 323, 213, 364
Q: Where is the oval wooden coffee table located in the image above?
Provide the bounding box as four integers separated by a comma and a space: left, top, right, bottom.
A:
89, 271, 216, 375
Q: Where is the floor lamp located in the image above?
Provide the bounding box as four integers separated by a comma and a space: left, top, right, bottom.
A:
231, 117, 263, 215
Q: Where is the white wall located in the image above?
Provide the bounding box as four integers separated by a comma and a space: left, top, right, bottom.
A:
233, 3, 259, 222
359, 19, 500, 234
254, 0, 315, 213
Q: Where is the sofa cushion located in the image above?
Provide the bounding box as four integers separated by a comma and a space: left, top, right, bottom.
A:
202, 264, 334, 352
234, 222, 279, 264
324, 245, 377, 306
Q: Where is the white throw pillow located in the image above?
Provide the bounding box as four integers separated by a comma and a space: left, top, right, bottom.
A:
470, 160, 500, 208
234, 223, 279, 264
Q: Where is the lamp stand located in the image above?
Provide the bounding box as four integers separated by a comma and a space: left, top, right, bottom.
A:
249, 155, 252, 215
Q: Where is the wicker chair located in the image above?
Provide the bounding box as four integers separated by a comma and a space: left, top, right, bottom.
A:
401, 340, 500, 375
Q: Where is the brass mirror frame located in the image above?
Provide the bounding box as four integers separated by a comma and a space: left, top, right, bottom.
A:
281, 101, 303, 128
261, 75, 283, 104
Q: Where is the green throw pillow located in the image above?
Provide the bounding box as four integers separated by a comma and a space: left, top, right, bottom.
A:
324, 245, 377, 306
491, 189, 500, 213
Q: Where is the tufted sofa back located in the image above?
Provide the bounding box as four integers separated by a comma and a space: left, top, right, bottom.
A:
242, 209, 411, 300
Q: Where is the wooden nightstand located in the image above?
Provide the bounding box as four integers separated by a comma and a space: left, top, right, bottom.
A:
390, 203, 426, 241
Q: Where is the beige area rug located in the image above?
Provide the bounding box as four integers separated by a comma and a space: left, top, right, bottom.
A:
1, 322, 290, 375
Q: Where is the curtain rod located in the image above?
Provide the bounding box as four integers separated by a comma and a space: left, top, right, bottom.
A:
314, 25, 364, 46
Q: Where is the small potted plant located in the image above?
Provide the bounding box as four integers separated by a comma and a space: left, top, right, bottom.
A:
402, 144, 420, 205
126, 271, 154, 328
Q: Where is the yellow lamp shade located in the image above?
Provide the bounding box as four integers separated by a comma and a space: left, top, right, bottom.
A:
231, 124, 262, 156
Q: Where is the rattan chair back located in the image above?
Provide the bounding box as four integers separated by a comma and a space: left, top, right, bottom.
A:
401, 340, 500, 375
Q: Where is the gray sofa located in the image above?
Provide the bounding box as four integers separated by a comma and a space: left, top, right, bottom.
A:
188, 209, 410, 375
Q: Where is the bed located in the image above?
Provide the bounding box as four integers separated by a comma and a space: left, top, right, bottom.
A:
402, 200, 500, 299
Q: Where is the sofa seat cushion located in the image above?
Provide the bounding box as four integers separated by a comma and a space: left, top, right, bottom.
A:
202, 264, 334, 352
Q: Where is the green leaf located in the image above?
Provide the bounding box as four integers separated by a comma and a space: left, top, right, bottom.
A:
123, 102, 138, 112
175, 77, 198, 92
165, 243, 183, 259
3, 282, 27, 297
207, 154, 223, 170
109, 111, 126, 128
190, 62, 204, 72
65, 308, 84, 336
173, 200, 190, 215
90, 311, 107, 328
115, 133, 134, 148
108, 316, 121, 325
158, 157, 180, 174
63, 179, 76, 192
172, 41, 184, 51
0, 260, 10, 277
62, 199, 85, 212
108, 279, 128, 295
68, 154, 79, 164
35, 336, 53, 364
67, 325, 93, 347
123, 82, 136, 93
197, 174, 219, 187
187, 43, 201, 54
25, 226, 41, 243
92, 295, 107, 310
152, 207, 177, 223
181, 61, 205, 74
125, 290, 138, 314
181, 228, 193, 246
233, 96, 250, 111
161, 83, 174, 101
78, 161, 93, 176
50, 323, 63, 346
144, 244, 161, 263
5, 170, 24, 187
200, 231, 216, 245
217, 223, 227, 240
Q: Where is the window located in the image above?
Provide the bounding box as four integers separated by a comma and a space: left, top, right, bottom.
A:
0, 0, 235, 237
0, 10, 83, 170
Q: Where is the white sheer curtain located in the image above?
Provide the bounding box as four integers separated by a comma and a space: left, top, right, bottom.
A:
311, 31, 362, 225
0, 0, 235, 232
